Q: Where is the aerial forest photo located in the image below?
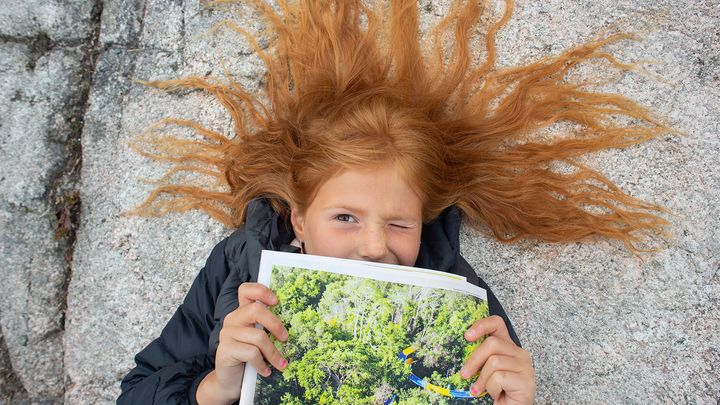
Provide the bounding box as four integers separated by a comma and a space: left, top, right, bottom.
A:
253, 265, 491, 404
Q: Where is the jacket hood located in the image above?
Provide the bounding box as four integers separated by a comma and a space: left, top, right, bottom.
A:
209, 198, 470, 355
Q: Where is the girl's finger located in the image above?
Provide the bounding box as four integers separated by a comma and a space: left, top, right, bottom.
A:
460, 336, 524, 379
472, 354, 528, 395
226, 301, 289, 342
484, 369, 511, 400
220, 340, 272, 378
222, 326, 288, 372
465, 315, 512, 343
237, 283, 278, 307
484, 368, 533, 403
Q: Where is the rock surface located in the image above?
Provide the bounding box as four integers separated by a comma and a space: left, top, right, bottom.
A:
0, 1, 101, 403
0, 0, 718, 404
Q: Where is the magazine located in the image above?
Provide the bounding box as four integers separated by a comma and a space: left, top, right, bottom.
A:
239, 250, 491, 405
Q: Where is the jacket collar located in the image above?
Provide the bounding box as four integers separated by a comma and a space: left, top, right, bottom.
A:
224, 198, 298, 283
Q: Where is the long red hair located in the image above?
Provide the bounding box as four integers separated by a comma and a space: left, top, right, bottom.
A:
131, 0, 674, 251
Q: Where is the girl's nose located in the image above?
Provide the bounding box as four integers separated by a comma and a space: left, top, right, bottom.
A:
358, 227, 389, 262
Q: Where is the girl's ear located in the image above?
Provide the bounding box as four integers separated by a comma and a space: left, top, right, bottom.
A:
290, 207, 305, 240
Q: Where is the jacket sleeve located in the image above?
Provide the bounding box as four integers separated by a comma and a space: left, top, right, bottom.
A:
118, 238, 230, 405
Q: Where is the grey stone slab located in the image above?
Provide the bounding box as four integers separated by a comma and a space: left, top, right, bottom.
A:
0, 325, 30, 404
140, 0, 186, 52
180, 1, 269, 83
64, 0, 720, 404
0, 42, 87, 403
98, 0, 146, 47
64, 43, 229, 404
0, 44, 84, 202
0, 0, 99, 402
459, 1, 720, 403
64, 3, 264, 398
0, 0, 97, 42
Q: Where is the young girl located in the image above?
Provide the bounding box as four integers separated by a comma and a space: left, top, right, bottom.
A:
118, 0, 671, 403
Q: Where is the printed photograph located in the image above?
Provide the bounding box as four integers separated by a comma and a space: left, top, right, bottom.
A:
252, 264, 491, 405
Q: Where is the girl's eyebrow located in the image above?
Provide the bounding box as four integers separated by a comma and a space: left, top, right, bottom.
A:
325, 204, 366, 216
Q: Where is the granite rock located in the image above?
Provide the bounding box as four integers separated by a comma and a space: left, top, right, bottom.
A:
0, 0, 718, 404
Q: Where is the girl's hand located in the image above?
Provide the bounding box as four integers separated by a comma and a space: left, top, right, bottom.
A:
460, 315, 535, 405
198, 283, 289, 404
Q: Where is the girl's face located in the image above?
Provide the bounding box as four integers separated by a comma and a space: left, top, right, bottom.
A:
291, 164, 423, 266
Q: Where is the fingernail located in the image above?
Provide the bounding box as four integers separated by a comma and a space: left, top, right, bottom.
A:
470, 386, 478, 395
465, 329, 473, 340
459, 367, 468, 378
264, 367, 272, 377
280, 358, 287, 369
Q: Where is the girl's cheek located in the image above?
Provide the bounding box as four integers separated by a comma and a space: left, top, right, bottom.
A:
390, 234, 421, 266
316, 227, 355, 257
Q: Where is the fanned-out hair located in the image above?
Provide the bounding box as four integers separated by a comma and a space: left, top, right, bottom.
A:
131, 0, 675, 252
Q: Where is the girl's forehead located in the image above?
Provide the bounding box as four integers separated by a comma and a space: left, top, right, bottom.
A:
311, 166, 423, 219
318, 165, 412, 195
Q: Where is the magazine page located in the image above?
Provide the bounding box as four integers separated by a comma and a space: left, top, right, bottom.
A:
361, 261, 467, 283
239, 250, 491, 404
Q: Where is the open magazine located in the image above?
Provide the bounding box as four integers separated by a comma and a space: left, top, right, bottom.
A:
239, 250, 492, 404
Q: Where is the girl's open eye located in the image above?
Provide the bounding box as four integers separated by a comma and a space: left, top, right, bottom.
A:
335, 214, 356, 223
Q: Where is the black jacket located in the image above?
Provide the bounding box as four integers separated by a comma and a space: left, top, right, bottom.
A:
118, 198, 520, 404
